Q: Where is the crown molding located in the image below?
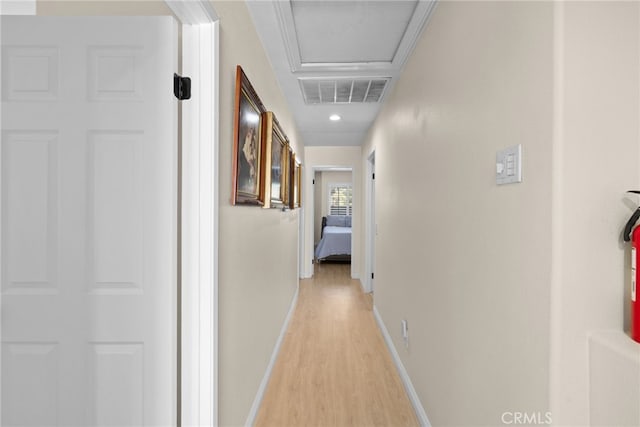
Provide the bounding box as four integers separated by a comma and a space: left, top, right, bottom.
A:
273, 0, 302, 72
165, 0, 218, 25
391, 0, 438, 70
273, 0, 437, 74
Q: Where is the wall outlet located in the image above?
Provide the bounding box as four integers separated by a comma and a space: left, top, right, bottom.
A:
401, 319, 409, 348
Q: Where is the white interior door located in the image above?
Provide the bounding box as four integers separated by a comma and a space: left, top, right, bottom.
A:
1, 16, 178, 426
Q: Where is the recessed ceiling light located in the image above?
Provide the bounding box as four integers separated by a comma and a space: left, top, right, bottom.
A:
329, 114, 341, 121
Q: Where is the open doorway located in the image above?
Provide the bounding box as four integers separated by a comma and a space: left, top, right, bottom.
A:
312, 168, 353, 274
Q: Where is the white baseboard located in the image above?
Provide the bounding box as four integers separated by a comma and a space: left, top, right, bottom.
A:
244, 286, 299, 427
373, 306, 432, 427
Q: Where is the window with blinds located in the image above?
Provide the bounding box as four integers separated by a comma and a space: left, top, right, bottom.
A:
329, 184, 352, 216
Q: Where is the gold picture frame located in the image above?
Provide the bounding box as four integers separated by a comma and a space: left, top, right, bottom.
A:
283, 145, 292, 209
262, 111, 290, 209
232, 66, 266, 205
287, 150, 296, 209
294, 160, 302, 208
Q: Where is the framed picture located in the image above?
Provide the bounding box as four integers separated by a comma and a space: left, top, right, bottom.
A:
294, 161, 302, 208
286, 147, 294, 209
232, 65, 266, 205
262, 111, 289, 208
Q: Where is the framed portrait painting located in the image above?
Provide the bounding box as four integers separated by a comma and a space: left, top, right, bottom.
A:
289, 157, 298, 210
262, 112, 289, 209
232, 66, 266, 205
284, 146, 293, 209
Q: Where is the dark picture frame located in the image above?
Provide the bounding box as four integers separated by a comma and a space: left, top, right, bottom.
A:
232, 66, 266, 205
262, 112, 289, 209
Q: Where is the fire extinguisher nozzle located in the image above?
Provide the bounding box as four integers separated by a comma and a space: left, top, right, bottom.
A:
624, 208, 640, 242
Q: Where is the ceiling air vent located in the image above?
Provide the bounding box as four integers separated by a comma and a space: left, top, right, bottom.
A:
300, 78, 390, 104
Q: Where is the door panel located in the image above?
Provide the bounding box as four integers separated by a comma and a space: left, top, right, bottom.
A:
2, 131, 58, 295
2, 342, 59, 425
88, 131, 143, 294
1, 16, 177, 426
88, 342, 144, 426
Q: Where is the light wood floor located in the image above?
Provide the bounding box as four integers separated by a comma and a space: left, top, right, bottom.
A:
254, 263, 419, 427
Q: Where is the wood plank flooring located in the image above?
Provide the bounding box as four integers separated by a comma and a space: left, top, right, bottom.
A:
254, 263, 419, 427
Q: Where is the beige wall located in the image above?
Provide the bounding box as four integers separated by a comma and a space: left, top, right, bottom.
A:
37, 0, 173, 16
361, 2, 554, 425
304, 146, 362, 280
550, 2, 640, 425
363, 1, 640, 425
212, 1, 303, 425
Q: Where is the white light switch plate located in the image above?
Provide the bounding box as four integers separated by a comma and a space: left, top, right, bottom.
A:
496, 144, 522, 185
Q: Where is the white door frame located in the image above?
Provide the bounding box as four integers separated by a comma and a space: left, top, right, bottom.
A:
299, 206, 305, 278
309, 166, 354, 277
365, 150, 376, 293
164, 1, 218, 426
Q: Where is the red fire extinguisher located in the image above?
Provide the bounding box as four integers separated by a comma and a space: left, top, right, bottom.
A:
623, 190, 640, 343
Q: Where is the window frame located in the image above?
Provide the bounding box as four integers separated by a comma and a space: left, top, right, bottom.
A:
327, 182, 353, 216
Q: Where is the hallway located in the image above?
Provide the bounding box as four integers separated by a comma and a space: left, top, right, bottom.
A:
255, 264, 418, 427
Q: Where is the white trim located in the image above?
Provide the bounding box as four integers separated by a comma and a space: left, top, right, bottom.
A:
0, 0, 35, 15
169, 0, 219, 426
211, 21, 220, 427
302, 165, 315, 279
392, 0, 438, 70
298, 207, 305, 279
245, 287, 300, 426
165, 0, 218, 24
364, 150, 375, 293
373, 306, 431, 427
273, 0, 300, 73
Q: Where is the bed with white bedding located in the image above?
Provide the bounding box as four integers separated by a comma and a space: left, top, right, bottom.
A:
314, 215, 352, 262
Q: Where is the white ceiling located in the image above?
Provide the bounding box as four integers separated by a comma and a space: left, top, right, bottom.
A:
292, 1, 417, 64
246, 0, 437, 147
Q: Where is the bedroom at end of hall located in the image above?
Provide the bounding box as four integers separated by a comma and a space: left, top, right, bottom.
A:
313, 170, 353, 265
